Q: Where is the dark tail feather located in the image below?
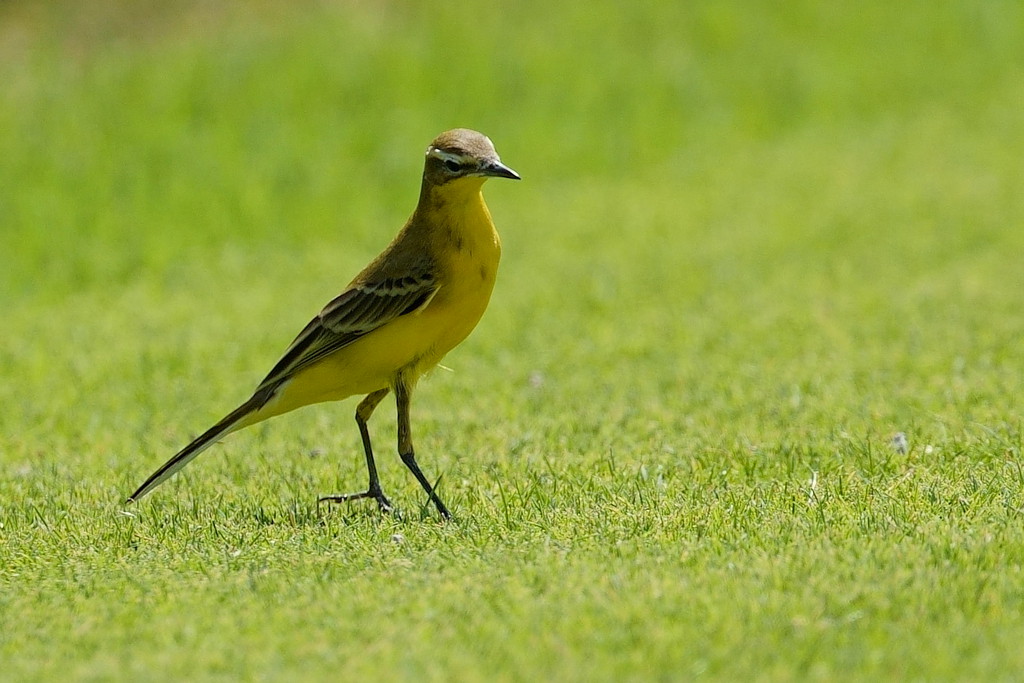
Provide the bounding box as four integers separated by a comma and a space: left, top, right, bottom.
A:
126, 392, 270, 503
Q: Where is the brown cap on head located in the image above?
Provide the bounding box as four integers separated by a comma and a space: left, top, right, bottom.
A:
429, 129, 498, 158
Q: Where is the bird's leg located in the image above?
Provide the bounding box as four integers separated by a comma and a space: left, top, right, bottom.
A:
319, 388, 392, 513
394, 378, 452, 520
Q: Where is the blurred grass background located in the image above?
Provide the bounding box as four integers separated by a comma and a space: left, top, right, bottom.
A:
2, 0, 1024, 680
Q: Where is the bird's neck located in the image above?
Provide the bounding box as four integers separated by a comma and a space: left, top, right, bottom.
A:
417, 176, 487, 210
413, 179, 498, 251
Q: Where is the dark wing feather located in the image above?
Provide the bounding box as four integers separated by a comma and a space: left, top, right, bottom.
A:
254, 271, 439, 391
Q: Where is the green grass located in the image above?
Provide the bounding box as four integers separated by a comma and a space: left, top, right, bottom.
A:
3, 0, 1024, 679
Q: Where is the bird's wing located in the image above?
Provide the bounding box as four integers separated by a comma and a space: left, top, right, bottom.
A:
255, 270, 439, 391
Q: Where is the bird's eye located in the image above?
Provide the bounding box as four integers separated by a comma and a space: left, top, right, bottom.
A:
443, 159, 461, 173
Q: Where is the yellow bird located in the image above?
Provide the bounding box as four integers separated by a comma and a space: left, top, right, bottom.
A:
127, 129, 520, 519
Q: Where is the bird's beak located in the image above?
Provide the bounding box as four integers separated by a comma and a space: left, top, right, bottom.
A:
482, 159, 521, 180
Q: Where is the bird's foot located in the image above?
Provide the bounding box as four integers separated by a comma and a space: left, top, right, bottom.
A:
318, 488, 393, 515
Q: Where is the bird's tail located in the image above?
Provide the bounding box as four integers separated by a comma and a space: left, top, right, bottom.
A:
126, 390, 272, 503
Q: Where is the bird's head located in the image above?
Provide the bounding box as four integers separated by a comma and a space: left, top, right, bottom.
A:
422, 129, 520, 189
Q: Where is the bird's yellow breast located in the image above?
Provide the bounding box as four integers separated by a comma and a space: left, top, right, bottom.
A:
422, 186, 502, 361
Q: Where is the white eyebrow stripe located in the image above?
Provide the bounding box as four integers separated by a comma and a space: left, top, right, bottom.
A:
426, 147, 470, 164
